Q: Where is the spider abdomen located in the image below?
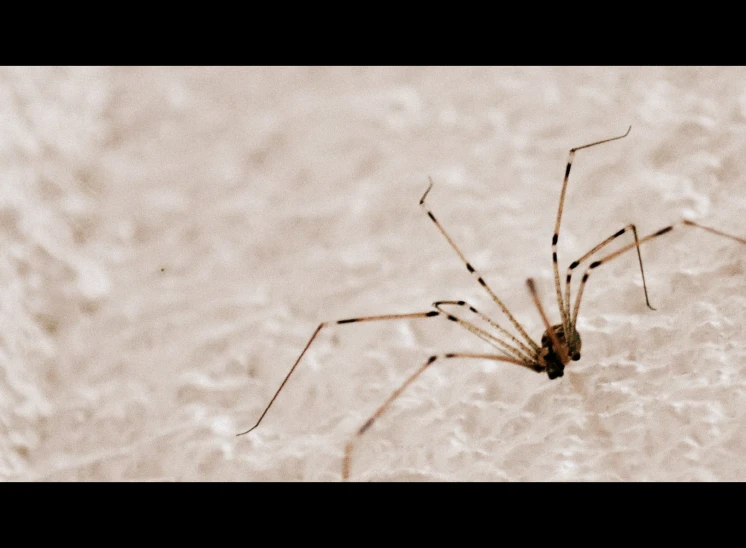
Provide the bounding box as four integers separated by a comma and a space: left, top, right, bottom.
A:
540, 323, 582, 379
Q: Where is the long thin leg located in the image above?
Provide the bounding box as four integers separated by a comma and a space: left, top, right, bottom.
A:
420, 180, 540, 353
571, 220, 746, 327
564, 224, 654, 330
526, 278, 568, 364
552, 127, 632, 339
235, 310, 440, 437
433, 300, 538, 365
683, 219, 746, 243
342, 352, 541, 481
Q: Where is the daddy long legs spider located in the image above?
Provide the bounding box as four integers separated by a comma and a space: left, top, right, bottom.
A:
238, 127, 746, 480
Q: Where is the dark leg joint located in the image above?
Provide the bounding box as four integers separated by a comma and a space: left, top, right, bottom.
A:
466, 263, 475, 273
456, 300, 465, 305
582, 272, 590, 282
614, 228, 626, 238
426, 311, 439, 317
447, 315, 458, 322
337, 318, 358, 324
552, 233, 558, 245
589, 260, 602, 269
654, 226, 673, 236
569, 260, 579, 269
552, 251, 558, 263
427, 356, 437, 365
358, 418, 374, 435
477, 277, 486, 287
445, 353, 456, 358
564, 163, 571, 178
428, 211, 436, 222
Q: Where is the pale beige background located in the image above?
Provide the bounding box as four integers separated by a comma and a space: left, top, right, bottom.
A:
1, 67, 745, 481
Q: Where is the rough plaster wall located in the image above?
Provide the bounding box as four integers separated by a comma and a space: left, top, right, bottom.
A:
1, 66, 744, 481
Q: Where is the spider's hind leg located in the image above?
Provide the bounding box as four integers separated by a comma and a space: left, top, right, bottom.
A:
571, 220, 746, 327
342, 351, 541, 481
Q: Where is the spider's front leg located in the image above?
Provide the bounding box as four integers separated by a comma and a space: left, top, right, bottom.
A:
420, 180, 541, 354
551, 126, 632, 341
236, 310, 440, 437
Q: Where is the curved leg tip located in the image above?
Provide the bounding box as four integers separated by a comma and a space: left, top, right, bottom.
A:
420, 179, 434, 204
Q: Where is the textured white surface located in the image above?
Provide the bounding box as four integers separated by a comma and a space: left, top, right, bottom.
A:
1, 67, 745, 481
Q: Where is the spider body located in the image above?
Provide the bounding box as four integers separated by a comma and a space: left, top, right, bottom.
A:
540, 324, 581, 379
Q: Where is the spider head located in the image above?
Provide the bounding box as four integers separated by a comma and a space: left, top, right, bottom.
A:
540, 324, 582, 380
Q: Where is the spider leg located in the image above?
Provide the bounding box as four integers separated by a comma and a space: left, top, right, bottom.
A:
552, 126, 632, 340
683, 219, 746, 243
564, 223, 654, 332
342, 352, 541, 481
420, 180, 540, 353
236, 310, 440, 437
571, 220, 746, 327
433, 300, 538, 365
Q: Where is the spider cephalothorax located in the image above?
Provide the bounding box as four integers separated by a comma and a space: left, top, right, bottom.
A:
539, 324, 582, 379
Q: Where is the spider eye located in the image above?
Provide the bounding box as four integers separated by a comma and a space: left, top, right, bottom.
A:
572, 352, 581, 361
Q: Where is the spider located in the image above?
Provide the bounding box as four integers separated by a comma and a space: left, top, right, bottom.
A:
238, 127, 746, 481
